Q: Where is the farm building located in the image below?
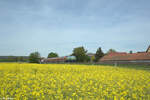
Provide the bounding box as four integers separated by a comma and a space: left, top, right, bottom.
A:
41, 57, 66, 63
99, 46, 150, 65
41, 56, 76, 63
87, 53, 95, 57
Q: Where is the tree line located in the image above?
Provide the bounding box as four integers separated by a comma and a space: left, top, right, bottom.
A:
29, 46, 116, 63
0, 56, 29, 62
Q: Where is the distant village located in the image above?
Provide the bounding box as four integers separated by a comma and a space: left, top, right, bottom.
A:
0, 45, 150, 65
41, 45, 150, 65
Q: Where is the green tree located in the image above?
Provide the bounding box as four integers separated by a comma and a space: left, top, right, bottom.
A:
129, 50, 133, 54
95, 47, 104, 62
107, 49, 116, 54
47, 52, 58, 58
72, 46, 87, 62
85, 55, 91, 62
29, 52, 41, 63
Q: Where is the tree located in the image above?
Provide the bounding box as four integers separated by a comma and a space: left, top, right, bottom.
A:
48, 52, 58, 58
95, 47, 104, 62
72, 46, 87, 62
129, 50, 133, 54
85, 55, 91, 62
29, 52, 41, 63
107, 49, 116, 54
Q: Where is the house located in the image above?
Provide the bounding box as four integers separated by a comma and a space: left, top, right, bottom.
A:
99, 46, 150, 64
41, 56, 76, 63
87, 53, 95, 57
41, 57, 67, 63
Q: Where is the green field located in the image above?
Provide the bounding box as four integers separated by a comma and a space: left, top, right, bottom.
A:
0, 63, 150, 100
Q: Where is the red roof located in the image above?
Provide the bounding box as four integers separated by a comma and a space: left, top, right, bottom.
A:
100, 52, 150, 61
43, 57, 67, 62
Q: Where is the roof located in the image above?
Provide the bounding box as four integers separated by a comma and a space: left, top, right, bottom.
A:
87, 53, 95, 57
100, 52, 150, 61
43, 57, 67, 62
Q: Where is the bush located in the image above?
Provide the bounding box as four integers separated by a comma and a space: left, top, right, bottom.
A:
29, 52, 41, 63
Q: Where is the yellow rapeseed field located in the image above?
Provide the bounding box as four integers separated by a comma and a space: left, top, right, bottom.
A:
0, 63, 150, 100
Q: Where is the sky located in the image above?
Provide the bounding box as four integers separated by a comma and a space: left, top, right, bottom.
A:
0, 0, 150, 57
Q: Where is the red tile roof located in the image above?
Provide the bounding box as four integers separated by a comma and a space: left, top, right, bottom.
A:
43, 57, 67, 62
100, 52, 150, 61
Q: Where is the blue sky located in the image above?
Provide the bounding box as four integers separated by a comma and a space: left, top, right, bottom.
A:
0, 0, 150, 57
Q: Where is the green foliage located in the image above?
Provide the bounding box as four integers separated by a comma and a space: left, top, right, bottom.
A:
0, 56, 28, 62
85, 55, 91, 62
72, 46, 87, 62
29, 52, 41, 63
129, 50, 133, 54
48, 52, 58, 58
107, 49, 116, 54
95, 47, 104, 62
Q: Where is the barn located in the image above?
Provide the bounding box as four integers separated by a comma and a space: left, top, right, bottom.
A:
41, 57, 66, 63
99, 46, 150, 65
41, 56, 76, 63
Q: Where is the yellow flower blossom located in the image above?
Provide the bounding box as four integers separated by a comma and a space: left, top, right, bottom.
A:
0, 63, 150, 99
